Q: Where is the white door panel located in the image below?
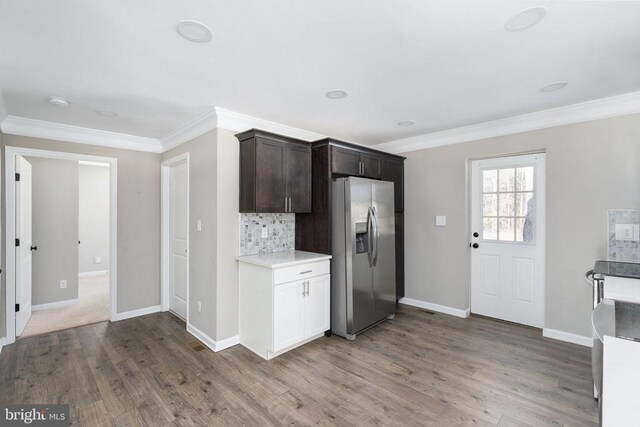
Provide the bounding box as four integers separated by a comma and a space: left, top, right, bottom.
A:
169, 161, 188, 319
15, 156, 33, 336
304, 274, 330, 338
273, 280, 305, 352
471, 154, 545, 328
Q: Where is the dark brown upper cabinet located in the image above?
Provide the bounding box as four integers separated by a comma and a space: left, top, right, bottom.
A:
381, 157, 404, 212
237, 129, 311, 213
331, 146, 381, 179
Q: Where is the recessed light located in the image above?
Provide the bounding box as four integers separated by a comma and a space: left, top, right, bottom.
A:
48, 96, 69, 107
540, 82, 568, 93
176, 20, 212, 43
505, 7, 547, 32
95, 110, 118, 117
325, 90, 348, 100
397, 120, 415, 127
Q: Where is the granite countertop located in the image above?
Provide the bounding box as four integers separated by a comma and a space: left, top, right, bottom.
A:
594, 260, 640, 280
236, 250, 331, 268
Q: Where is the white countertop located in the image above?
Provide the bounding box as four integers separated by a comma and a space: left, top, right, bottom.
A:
236, 250, 331, 268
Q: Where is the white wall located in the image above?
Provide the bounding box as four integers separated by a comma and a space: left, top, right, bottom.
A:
402, 113, 640, 338
79, 164, 110, 273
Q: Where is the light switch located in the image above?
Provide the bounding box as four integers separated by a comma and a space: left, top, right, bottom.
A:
261, 227, 269, 238
435, 215, 447, 227
615, 224, 640, 241
94, 256, 102, 264
196, 220, 202, 232
60, 280, 67, 289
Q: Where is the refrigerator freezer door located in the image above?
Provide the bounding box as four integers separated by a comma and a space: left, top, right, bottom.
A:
372, 181, 396, 321
347, 178, 376, 334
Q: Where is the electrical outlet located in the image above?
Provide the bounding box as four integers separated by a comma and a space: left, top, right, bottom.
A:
261, 227, 268, 238
197, 301, 202, 314
94, 256, 102, 264
60, 280, 67, 289
197, 219, 202, 232
615, 224, 640, 241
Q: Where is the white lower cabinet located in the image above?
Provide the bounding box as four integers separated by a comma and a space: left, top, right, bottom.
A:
238, 258, 331, 360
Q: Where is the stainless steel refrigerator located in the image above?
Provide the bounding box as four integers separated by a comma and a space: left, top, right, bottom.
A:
331, 177, 396, 340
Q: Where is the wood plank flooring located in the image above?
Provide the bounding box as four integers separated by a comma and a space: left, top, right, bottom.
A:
0, 305, 598, 426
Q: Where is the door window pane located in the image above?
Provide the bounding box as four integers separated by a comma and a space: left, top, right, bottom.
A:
483, 217, 497, 240
499, 168, 515, 192
480, 164, 536, 244
483, 194, 497, 216
516, 167, 534, 191
498, 218, 515, 241
482, 170, 497, 192
498, 193, 515, 217
516, 192, 534, 217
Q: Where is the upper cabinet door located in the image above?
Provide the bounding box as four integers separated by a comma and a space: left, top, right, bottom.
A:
255, 138, 287, 212
331, 146, 360, 176
381, 158, 404, 212
286, 144, 312, 213
360, 153, 381, 179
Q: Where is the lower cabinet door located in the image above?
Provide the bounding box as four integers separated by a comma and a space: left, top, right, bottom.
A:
304, 274, 330, 338
273, 280, 305, 352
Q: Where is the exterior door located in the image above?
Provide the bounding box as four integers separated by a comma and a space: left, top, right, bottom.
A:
471, 154, 546, 328
304, 275, 330, 337
371, 181, 396, 320
15, 156, 33, 336
169, 160, 188, 319
273, 280, 305, 352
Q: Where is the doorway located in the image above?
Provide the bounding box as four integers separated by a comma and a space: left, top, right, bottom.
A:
161, 153, 189, 321
4, 147, 117, 345
470, 153, 546, 328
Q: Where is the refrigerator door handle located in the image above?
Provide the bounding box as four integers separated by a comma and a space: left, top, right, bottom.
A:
367, 207, 374, 267
372, 207, 380, 267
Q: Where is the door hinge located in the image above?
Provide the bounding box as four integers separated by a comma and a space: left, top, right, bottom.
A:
15, 173, 20, 181
15, 303, 20, 312
15, 238, 20, 247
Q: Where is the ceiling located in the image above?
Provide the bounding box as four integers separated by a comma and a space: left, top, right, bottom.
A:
0, 0, 639, 147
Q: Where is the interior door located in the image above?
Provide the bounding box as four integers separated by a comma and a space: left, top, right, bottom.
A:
169, 160, 188, 320
304, 274, 330, 337
371, 181, 396, 320
285, 144, 311, 213
15, 156, 33, 336
273, 280, 305, 352
471, 154, 546, 328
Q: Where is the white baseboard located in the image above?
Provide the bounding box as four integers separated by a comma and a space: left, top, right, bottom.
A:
32, 298, 79, 311
186, 323, 239, 352
79, 270, 110, 278
543, 328, 592, 348
399, 297, 470, 318
113, 305, 161, 321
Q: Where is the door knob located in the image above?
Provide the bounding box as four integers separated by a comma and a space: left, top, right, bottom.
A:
470, 243, 479, 249
30, 246, 38, 251
473, 232, 479, 238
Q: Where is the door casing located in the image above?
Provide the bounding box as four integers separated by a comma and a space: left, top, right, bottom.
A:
4, 146, 118, 345
161, 153, 190, 326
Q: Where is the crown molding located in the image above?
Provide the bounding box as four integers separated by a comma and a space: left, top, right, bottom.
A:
374, 90, 640, 154
0, 115, 162, 153
160, 107, 218, 152
214, 107, 325, 141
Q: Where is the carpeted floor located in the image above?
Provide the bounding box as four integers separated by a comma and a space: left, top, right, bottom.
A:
21, 273, 109, 337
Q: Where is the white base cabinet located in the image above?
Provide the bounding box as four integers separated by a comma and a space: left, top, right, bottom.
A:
238, 257, 330, 360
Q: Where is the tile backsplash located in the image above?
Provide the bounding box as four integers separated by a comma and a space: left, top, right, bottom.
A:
239, 213, 295, 255
608, 209, 640, 262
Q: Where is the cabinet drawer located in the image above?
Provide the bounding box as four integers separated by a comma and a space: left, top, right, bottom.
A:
274, 261, 330, 285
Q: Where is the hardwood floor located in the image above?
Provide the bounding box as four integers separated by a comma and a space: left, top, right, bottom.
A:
0, 305, 598, 426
